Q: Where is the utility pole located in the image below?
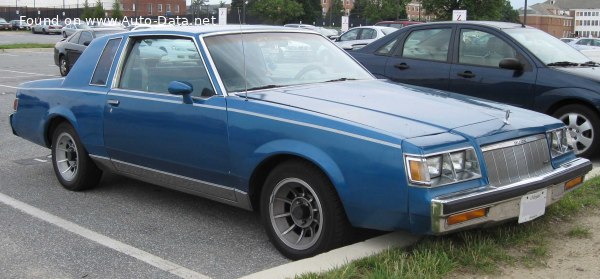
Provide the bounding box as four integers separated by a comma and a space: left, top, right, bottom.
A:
523, 0, 528, 26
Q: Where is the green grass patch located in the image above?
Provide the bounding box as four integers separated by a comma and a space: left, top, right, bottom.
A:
0, 43, 55, 49
567, 225, 592, 238
299, 176, 600, 279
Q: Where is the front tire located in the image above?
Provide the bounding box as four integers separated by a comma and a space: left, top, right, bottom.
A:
260, 160, 350, 260
51, 122, 102, 191
59, 56, 69, 76
62, 31, 67, 38
554, 104, 600, 158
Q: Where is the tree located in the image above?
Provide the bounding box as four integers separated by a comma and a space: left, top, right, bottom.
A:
500, 0, 519, 23
93, 0, 106, 19
81, 0, 93, 20
326, 0, 344, 25
220, 1, 227, 8
111, 0, 124, 20
421, 0, 506, 21
251, 0, 303, 25
299, 0, 321, 24
361, 0, 410, 24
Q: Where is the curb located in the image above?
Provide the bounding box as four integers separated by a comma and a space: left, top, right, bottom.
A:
239, 231, 421, 279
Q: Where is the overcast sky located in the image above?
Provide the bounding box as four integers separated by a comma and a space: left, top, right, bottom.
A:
3, 0, 546, 10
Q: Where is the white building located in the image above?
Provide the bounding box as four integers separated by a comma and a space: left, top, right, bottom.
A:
573, 9, 600, 37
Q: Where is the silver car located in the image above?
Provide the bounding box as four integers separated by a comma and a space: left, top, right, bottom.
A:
61, 23, 90, 38
333, 26, 397, 50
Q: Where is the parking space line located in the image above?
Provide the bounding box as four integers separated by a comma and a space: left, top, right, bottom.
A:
0, 69, 55, 76
0, 84, 18, 89
0, 192, 210, 279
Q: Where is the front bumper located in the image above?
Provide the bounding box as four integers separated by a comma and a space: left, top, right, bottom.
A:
9, 113, 17, 136
431, 157, 592, 234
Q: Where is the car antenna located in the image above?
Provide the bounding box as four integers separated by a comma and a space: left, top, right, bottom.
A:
238, 7, 248, 101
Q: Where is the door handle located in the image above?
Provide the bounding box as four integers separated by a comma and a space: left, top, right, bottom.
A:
457, 71, 476, 78
107, 99, 120, 107
394, 63, 409, 70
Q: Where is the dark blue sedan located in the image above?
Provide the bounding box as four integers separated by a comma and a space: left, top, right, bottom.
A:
9, 26, 592, 259
351, 21, 600, 158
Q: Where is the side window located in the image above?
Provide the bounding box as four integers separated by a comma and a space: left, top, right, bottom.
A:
360, 29, 376, 40
119, 37, 214, 98
401, 28, 451, 62
69, 32, 81, 43
375, 38, 398, 55
91, 38, 122, 85
576, 39, 589, 45
340, 29, 359, 41
78, 32, 93, 45
458, 29, 517, 67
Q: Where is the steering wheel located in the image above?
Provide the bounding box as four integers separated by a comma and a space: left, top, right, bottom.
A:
294, 64, 327, 80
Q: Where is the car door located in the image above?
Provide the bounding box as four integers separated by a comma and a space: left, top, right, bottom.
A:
449, 27, 537, 108
336, 28, 361, 49
383, 26, 454, 90
103, 35, 234, 200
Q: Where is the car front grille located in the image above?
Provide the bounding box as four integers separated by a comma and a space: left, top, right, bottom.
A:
482, 134, 553, 187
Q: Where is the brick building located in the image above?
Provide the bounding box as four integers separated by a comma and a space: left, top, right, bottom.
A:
406, 0, 435, 21
120, 0, 186, 17
321, 0, 354, 16
519, 2, 573, 38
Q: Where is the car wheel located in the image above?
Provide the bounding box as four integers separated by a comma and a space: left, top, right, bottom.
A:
260, 160, 349, 260
42, 28, 47, 34
51, 122, 102, 191
554, 104, 600, 158
59, 56, 69, 76
31, 28, 35, 34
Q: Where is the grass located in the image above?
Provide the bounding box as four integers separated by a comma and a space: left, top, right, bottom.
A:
0, 43, 55, 49
299, 176, 600, 279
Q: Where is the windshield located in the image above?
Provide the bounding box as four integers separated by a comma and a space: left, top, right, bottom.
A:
504, 28, 591, 65
204, 32, 373, 92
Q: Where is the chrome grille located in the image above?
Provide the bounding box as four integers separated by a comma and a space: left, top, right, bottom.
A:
482, 135, 553, 187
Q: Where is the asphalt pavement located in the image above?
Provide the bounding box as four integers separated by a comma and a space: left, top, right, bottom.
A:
0, 30, 64, 45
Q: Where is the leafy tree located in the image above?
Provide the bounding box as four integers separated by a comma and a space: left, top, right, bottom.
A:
220, 1, 227, 8
500, 0, 519, 23
326, 0, 344, 25
361, 0, 410, 24
299, 0, 322, 24
81, 0, 93, 20
251, 0, 304, 25
93, 0, 106, 19
421, 0, 506, 21
111, 0, 124, 20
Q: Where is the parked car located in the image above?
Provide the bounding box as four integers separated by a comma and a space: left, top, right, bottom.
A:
32, 21, 65, 34
334, 26, 397, 50
61, 23, 90, 38
283, 23, 339, 39
54, 28, 124, 76
351, 21, 600, 157
375, 20, 423, 29
9, 19, 31, 30
568, 37, 600, 51
10, 26, 592, 260
0, 18, 10, 30
560, 37, 575, 44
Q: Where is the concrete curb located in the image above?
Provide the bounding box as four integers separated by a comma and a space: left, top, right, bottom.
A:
239, 231, 421, 279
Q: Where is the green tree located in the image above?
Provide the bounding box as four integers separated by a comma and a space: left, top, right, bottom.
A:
299, 0, 321, 24
421, 0, 506, 21
326, 0, 344, 25
220, 1, 226, 8
81, 0, 93, 20
93, 0, 106, 19
500, 0, 519, 22
251, 0, 303, 25
111, 0, 124, 20
361, 0, 409, 24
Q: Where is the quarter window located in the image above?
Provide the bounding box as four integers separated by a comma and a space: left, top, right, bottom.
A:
375, 38, 398, 55
91, 38, 122, 86
118, 37, 215, 98
458, 29, 517, 68
401, 28, 451, 62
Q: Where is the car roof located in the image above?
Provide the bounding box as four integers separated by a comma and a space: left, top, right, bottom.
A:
407, 21, 529, 30
122, 25, 319, 36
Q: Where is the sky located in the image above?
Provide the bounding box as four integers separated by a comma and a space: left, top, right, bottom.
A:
509, 0, 546, 9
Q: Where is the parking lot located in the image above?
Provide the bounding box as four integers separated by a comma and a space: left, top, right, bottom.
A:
0, 30, 63, 45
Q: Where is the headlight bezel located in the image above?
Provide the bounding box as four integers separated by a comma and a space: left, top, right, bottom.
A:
405, 147, 482, 188
546, 127, 574, 158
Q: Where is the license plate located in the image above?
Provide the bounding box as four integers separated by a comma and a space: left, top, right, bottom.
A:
518, 189, 547, 223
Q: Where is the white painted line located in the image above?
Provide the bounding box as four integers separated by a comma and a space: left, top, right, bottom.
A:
0, 84, 18, 89
0, 192, 210, 279
239, 231, 421, 279
0, 69, 55, 76
0, 75, 37, 79
0, 54, 18, 56
33, 158, 47, 163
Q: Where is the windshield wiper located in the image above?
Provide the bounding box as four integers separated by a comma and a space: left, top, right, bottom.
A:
245, 84, 282, 91
546, 61, 580, 67
581, 61, 600, 67
325, 78, 357, 82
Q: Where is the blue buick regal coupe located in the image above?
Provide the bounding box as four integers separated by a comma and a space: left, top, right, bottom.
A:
9, 26, 592, 259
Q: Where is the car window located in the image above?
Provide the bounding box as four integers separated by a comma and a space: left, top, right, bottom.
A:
119, 37, 215, 97
576, 39, 591, 45
458, 29, 517, 67
401, 28, 452, 62
78, 32, 93, 45
340, 29, 359, 41
360, 29, 377, 40
375, 38, 398, 55
69, 32, 81, 43
91, 38, 122, 85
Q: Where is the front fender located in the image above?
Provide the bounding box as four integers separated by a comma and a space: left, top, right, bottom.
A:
534, 87, 600, 113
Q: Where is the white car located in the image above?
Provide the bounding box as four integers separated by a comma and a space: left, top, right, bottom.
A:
568, 38, 600, 51
61, 23, 90, 38
32, 21, 64, 34
333, 26, 397, 50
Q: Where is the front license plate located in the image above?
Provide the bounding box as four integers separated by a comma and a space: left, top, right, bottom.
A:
518, 189, 547, 223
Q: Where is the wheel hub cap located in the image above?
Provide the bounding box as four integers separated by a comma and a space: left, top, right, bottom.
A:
290, 198, 313, 228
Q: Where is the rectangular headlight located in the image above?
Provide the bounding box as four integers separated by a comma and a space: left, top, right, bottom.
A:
405, 148, 481, 187
547, 127, 573, 158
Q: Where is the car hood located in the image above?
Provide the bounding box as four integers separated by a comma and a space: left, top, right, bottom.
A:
247, 80, 559, 140
552, 66, 600, 82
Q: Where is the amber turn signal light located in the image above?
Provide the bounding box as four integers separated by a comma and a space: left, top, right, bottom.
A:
13, 98, 18, 111
565, 176, 583, 191
447, 208, 487, 225
409, 160, 425, 182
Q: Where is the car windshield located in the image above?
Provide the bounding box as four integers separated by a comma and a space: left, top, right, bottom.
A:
204, 32, 373, 93
0, 18, 7, 23
504, 28, 590, 65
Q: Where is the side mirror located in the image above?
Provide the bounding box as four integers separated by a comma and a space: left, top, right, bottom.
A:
168, 81, 194, 104
330, 35, 339, 41
83, 41, 91, 46
499, 58, 523, 71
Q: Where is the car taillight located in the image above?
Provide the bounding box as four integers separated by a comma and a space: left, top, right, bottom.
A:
13, 98, 18, 111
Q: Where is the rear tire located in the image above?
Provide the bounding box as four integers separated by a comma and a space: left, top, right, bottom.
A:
51, 122, 102, 191
260, 159, 350, 260
553, 104, 600, 158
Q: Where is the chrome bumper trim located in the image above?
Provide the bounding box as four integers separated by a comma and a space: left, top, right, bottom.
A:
431, 157, 592, 234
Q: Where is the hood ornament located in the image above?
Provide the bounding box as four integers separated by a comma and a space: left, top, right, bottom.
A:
503, 110, 511, 125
